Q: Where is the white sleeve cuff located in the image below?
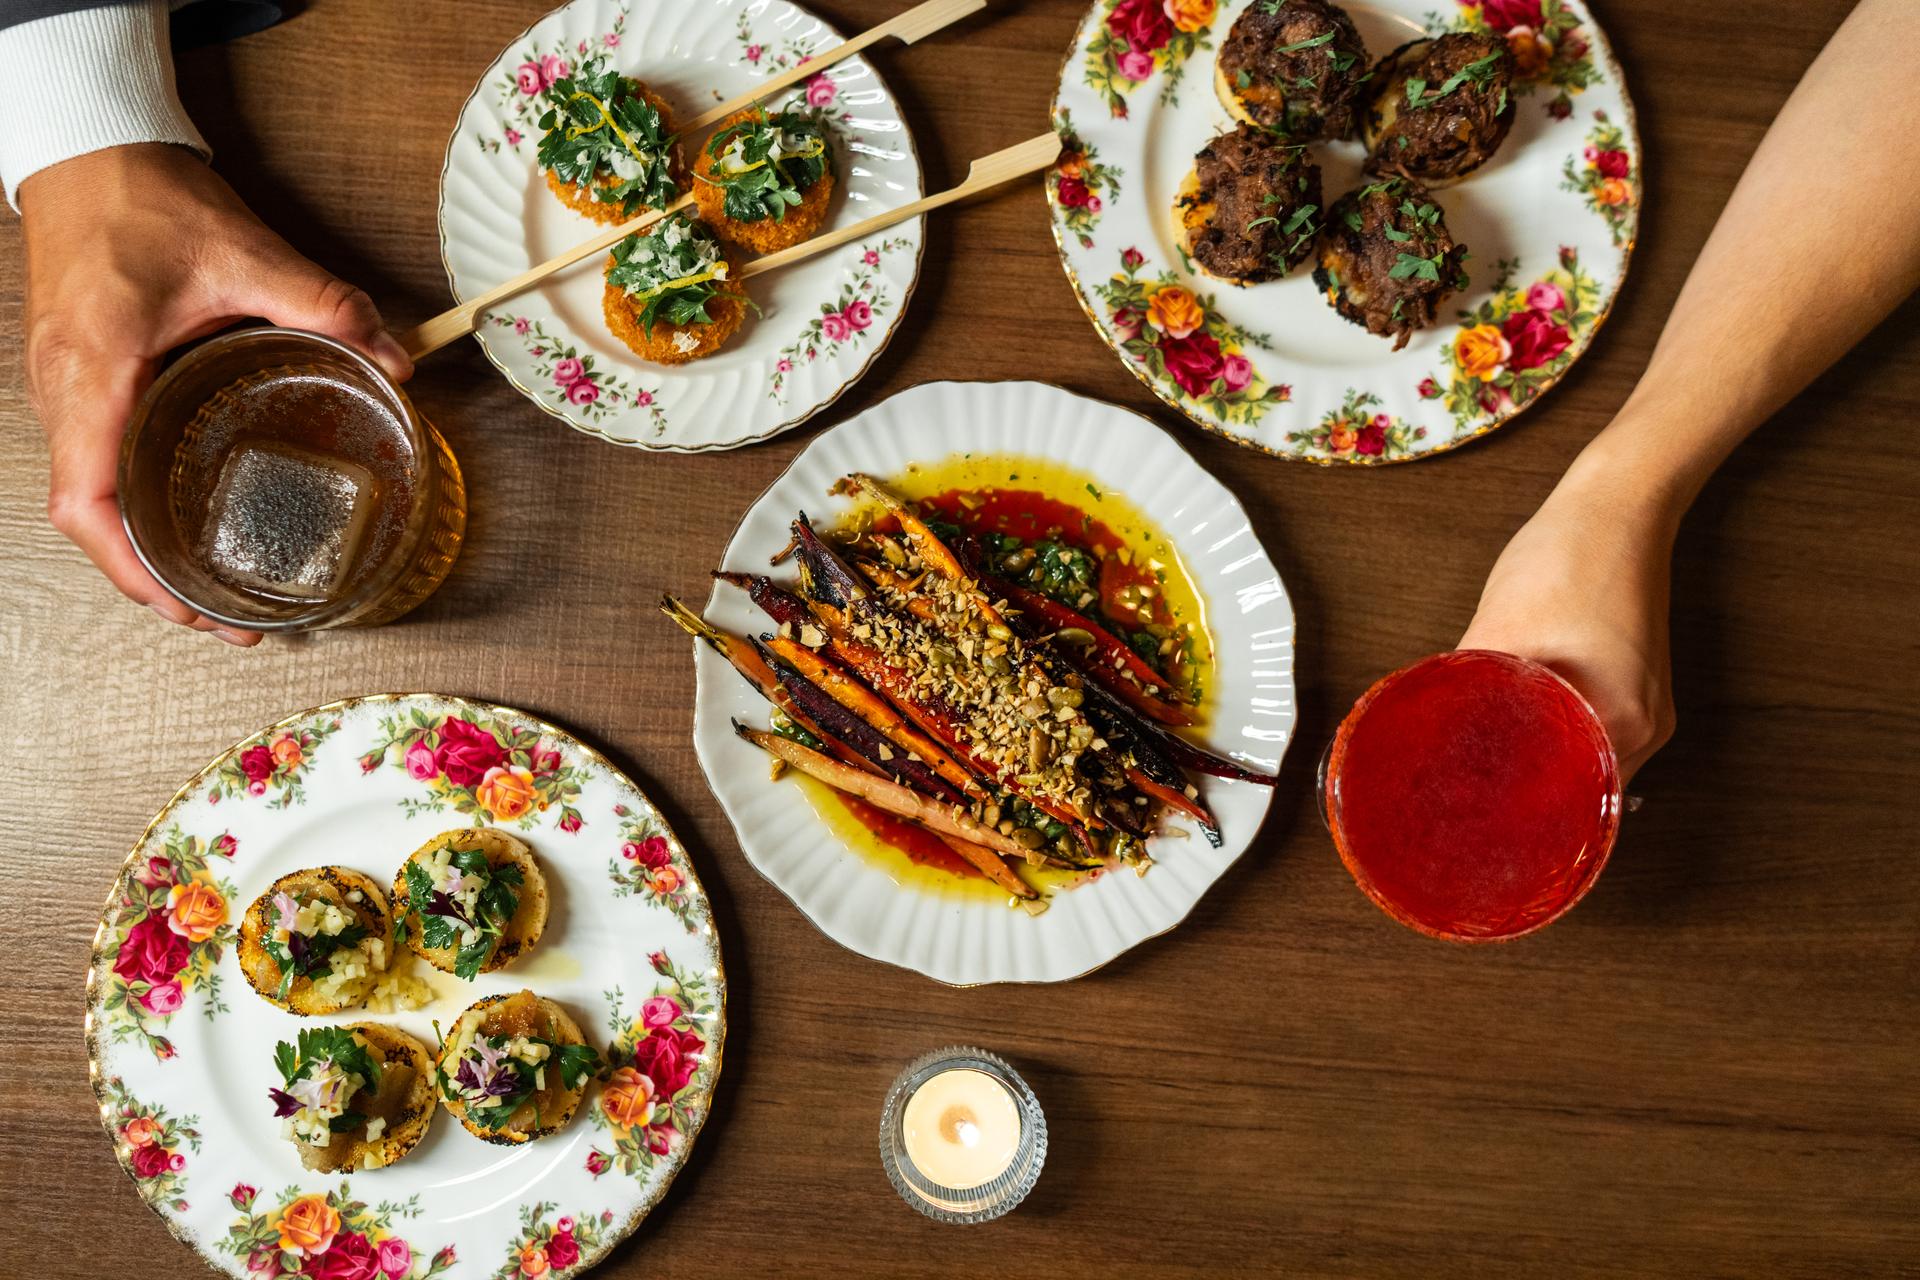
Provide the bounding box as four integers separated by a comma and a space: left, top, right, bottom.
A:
0, 1, 209, 209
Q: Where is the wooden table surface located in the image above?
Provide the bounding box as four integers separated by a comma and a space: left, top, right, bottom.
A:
2, 1, 1915, 1275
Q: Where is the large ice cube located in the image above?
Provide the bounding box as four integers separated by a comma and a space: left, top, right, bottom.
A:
199, 440, 378, 600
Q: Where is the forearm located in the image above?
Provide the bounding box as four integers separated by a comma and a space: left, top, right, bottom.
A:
1570, 0, 1920, 517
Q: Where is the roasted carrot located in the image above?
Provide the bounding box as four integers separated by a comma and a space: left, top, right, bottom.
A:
762, 633, 986, 800
985, 573, 1197, 726
734, 723, 1033, 858
1123, 767, 1221, 848
931, 832, 1037, 899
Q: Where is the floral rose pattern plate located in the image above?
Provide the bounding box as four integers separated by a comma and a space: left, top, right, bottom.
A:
439, 0, 924, 450
1048, 0, 1640, 463
690, 381, 1294, 985
86, 694, 725, 1280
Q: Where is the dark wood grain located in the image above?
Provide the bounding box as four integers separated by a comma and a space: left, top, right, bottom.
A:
1, 2, 1915, 1276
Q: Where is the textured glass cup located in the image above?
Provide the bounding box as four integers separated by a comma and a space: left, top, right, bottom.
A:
1322, 650, 1623, 942
880, 1047, 1047, 1224
119, 327, 466, 630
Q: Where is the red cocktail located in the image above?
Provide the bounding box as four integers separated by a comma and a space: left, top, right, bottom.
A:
1324, 650, 1621, 941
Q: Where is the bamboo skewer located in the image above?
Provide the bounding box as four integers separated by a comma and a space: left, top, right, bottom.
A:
398, 0, 987, 361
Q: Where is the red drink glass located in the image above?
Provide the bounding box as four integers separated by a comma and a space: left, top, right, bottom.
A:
1323, 650, 1622, 942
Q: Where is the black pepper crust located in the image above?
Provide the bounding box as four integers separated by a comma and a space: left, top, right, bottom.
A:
1177, 123, 1323, 285
1216, 0, 1370, 141
1313, 178, 1468, 350
1362, 33, 1517, 184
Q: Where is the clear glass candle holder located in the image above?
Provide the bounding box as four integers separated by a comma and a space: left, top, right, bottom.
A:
879, 1046, 1047, 1224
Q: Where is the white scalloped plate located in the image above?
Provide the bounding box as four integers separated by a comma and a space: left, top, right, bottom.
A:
690, 381, 1295, 985
1048, 0, 1640, 463
439, 0, 924, 450
86, 694, 724, 1280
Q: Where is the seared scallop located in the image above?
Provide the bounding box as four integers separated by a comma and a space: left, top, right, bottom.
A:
435, 991, 600, 1145
1216, 0, 1370, 142
238, 867, 391, 1015
269, 1022, 436, 1173
1314, 177, 1468, 349
1175, 123, 1323, 285
1362, 32, 1517, 185
391, 828, 549, 979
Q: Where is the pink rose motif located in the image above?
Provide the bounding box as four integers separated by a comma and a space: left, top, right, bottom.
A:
434, 718, 506, 787
745, 43, 763, 64
641, 995, 682, 1028
540, 54, 570, 87
620, 841, 642, 862
130, 1143, 175, 1180
1056, 175, 1093, 209
1502, 307, 1572, 371
115, 914, 191, 987
604, 32, 620, 48
567, 379, 600, 406
212, 833, 238, 859
557, 1218, 574, 1233
1563, 32, 1588, 58
1559, 244, 1578, 268
843, 300, 872, 331
514, 317, 530, 335
433, 1248, 457, 1270
1112, 305, 1143, 341
231, 1183, 257, 1208
531, 346, 545, 356
1547, 96, 1573, 120
1526, 281, 1567, 314
376, 1238, 412, 1279
310, 1231, 380, 1280
1355, 422, 1387, 456
140, 980, 185, 1016
247, 779, 266, 796
1478, 384, 1514, 416
635, 390, 653, 407
239, 744, 274, 784
1417, 376, 1442, 399
1121, 246, 1145, 270
586, 1149, 611, 1176
545, 1232, 580, 1270
633, 1024, 705, 1096
156, 1039, 176, 1060
504, 128, 522, 147
1589, 148, 1630, 179
531, 745, 563, 775
649, 950, 670, 974
1220, 353, 1253, 392
552, 356, 585, 386
638, 835, 670, 869
575, 39, 587, 54
1107, 0, 1172, 54
776, 358, 793, 373
645, 1126, 674, 1156
821, 312, 853, 343
1117, 48, 1156, 81
135, 854, 175, 888
515, 62, 543, 95
404, 739, 440, 781
558, 810, 583, 834
1088, 195, 1103, 213
804, 72, 836, 107
1158, 331, 1225, 398
1474, 0, 1543, 33
862, 248, 880, 266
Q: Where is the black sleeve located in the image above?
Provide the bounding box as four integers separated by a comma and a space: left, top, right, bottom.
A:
0, 0, 284, 45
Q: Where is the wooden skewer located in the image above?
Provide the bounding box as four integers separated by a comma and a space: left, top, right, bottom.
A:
739, 132, 1063, 280
398, 0, 987, 361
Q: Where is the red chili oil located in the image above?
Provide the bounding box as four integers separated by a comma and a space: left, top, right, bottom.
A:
1325, 650, 1621, 941
833, 795, 985, 881
912, 487, 1158, 624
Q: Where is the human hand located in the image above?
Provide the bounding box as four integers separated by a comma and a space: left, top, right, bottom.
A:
20, 143, 412, 645
1456, 450, 1681, 783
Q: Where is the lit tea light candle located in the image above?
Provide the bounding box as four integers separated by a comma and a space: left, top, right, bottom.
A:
880, 1047, 1047, 1223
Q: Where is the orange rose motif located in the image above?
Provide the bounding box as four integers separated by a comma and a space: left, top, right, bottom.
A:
649, 865, 682, 896
122, 1115, 159, 1148
1327, 421, 1358, 454
270, 735, 303, 769
1504, 26, 1552, 79
1594, 176, 1632, 206
1055, 150, 1085, 179
1164, 0, 1216, 34
1453, 324, 1510, 381
476, 765, 537, 822
602, 1065, 658, 1130
166, 879, 228, 943
519, 1244, 550, 1277
1146, 285, 1204, 339
276, 1195, 341, 1257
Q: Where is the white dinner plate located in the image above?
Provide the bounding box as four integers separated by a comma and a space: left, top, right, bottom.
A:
1048, 0, 1640, 463
689, 380, 1295, 984
86, 694, 724, 1280
439, 0, 924, 449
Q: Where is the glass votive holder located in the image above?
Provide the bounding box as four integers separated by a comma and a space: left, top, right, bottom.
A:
879, 1046, 1047, 1224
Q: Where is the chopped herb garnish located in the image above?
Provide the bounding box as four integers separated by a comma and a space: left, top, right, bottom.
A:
1236, 69, 1253, 90
700, 109, 830, 223
607, 213, 759, 337
1272, 31, 1335, 55
535, 56, 679, 217
1405, 52, 1503, 110
1389, 251, 1446, 282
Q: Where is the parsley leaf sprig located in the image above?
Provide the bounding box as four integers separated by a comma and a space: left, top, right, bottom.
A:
699, 109, 830, 224
1403, 52, 1504, 111
607, 213, 760, 337
536, 57, 680, 217
403, 847, 525, 980
1389, 249, 1450, 283
270, 1027, 380, 1132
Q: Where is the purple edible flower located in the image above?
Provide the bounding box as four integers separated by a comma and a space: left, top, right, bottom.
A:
269, 1087, 302, 1117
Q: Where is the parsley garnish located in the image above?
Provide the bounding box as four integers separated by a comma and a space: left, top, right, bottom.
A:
1404, 52, 1503, 110
1296, 74, 1317, 89
403, 846, 526, 981
1383, 223, 1411, 242
700, 109, 830, 224
1342, 208, 1364, 232
1236, 69, 1252, 89
535, 57, 679, 217
1272, 31, 1335, 55
1389, 251, 1447, 282
270, 1027, 380, 1131
264, 897, 369, 1000
607, 214, 758, 337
